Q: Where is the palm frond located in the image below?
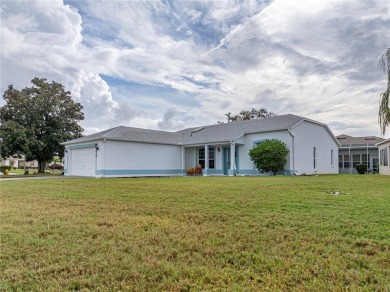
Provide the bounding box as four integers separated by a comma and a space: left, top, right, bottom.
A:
378, 48, 390, 135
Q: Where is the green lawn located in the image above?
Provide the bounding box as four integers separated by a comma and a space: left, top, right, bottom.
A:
1, 175, 389, 291
0, 168, 62, 178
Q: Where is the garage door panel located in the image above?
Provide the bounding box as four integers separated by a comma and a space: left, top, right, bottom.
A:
70, 148, 95, 176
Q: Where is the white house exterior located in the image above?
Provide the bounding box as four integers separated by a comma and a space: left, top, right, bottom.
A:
377, 139, 390, 175
62, 114, 340, 177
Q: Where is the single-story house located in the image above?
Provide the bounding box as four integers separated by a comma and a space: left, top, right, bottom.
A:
62, 114, 340, 177
0, 156, 19, 168
337, 134, 385, 174
377, 138, 390, 175
0, 155, 38, 169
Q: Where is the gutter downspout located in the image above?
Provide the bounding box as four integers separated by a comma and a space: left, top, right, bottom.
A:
288, 129, 295, 175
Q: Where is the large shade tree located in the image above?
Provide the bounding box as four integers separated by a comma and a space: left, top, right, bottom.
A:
0, 78, 84, 173
378, 48, 390, 135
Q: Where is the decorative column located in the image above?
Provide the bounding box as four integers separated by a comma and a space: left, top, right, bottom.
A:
181, 146, 185, 176
204, 145, 209, 176
229, 142, 235, 176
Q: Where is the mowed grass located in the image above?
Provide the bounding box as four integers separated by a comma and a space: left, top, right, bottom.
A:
1, 175, 389, 291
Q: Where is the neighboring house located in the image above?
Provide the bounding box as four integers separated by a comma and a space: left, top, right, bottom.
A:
0, 156, 19, 168
337, 134, 385, 174
18, 157, 39, 169
377, 138, 390, 175
62, 114, 340, 178
0, 155, 38, 169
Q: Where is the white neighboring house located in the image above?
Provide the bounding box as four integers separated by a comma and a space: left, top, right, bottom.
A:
0, 156, 38, 168
377, 138, 390, 175
62, 114, 340, 177
0, 156, 18, 168
337, 134, 385, 174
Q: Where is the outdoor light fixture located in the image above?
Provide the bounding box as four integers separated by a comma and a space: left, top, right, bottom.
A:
217, 147, 221, 152
95, 143, 99, 151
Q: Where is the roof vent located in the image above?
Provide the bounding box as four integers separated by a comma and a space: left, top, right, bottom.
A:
191, 127, 205, 133
364, 137, 375, 140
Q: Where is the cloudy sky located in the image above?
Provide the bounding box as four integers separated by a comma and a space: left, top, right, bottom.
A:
1, 0, 389, 137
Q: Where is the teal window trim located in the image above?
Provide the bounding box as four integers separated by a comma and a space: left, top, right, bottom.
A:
252, 139, 266, 147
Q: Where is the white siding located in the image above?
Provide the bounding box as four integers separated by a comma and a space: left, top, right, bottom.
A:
290, 121, 339, 175
378, 140, 390, 175
102, 140, 182, 177
185, 147, 196, 169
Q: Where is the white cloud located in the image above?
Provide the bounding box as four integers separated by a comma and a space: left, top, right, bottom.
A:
1, 0, 389, 138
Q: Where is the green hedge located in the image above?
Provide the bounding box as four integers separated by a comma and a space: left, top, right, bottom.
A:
0, 166, 13, 172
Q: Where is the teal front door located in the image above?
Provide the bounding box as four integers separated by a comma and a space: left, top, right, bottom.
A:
223, 147, 230, 175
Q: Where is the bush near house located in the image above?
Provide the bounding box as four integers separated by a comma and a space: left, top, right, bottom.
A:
249, 139, 289, 175
0, 166, 12, 172
356, 164, 367, 174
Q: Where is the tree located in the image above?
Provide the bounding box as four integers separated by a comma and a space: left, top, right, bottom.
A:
248, 139, 289, 175
225, 108, 276, 123
378, 48, 390, 135
0, 78, 84, 173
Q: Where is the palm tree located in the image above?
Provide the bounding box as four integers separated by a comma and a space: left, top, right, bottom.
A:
378, 48, 390, 135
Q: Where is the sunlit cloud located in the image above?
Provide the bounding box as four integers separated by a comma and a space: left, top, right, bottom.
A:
1, 0, 389, 138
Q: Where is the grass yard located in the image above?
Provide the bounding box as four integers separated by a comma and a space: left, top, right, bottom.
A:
1, 175, 389, 291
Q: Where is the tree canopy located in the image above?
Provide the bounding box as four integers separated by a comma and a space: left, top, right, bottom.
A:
225, 108, 276, 123
248, 139, 289, 175
378, 48, 390, 135
0, 78, 84, 173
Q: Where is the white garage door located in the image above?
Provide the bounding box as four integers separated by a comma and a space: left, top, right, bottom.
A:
70, 147, 96, 176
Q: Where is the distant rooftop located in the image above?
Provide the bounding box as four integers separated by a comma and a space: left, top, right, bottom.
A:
336, 134, 385, 147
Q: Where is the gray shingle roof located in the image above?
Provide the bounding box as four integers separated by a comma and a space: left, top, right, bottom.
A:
62, 126, 180, 145
177, 114, 305, 145
336, 134, 385, 147
63, 114, 320, 146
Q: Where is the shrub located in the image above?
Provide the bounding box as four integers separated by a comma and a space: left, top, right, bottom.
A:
356, 164, 367, 174
0, 166, 12, 173
249, 139, 289, 175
